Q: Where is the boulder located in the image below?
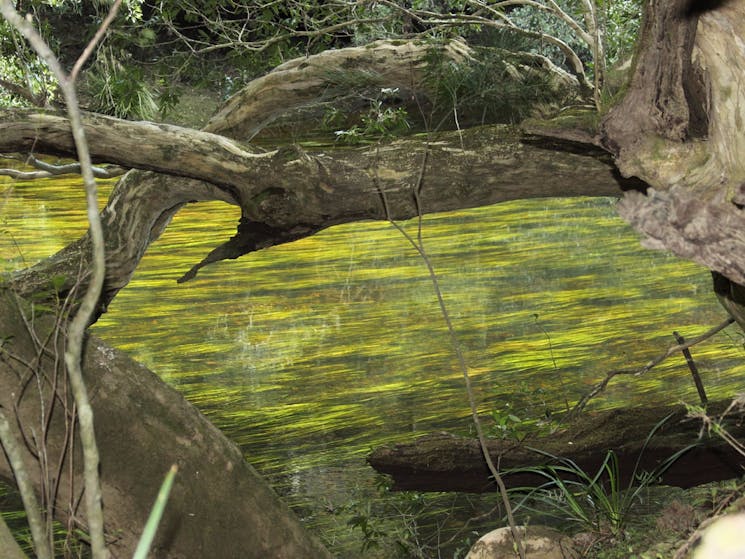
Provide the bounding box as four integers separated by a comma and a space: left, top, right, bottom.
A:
694, 513, 745, 559
466, 525, 579, 559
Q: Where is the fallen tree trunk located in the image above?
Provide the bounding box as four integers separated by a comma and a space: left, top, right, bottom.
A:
4, 121, 636, 310
367, 400, 745, 493
2, 3, 745, 554
0, 290, 333, 559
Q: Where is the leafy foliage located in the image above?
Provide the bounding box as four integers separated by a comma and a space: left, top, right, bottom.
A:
0, 19, 57, 106
423, 43, 573, 126
331, 477, 447, 559
325, 88, 410, 144
507, 2, 591, 66
598, 0, 643, 67
83, 50, 158, 119
499, 0, 641, 75
0, 0, 643, 118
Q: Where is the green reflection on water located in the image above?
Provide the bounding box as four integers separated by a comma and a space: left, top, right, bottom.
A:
3, 165, 745, 556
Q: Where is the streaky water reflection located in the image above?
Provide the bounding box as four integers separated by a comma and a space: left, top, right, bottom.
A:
3, 167, 745, 556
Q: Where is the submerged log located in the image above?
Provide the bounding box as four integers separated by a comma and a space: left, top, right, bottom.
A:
367, 400, 745, 493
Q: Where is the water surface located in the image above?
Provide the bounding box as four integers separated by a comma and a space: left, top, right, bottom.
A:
2, 165, 744, 556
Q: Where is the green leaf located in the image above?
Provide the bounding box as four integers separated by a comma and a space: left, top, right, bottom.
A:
50, 274, 67, 292
133, 465, 178, 559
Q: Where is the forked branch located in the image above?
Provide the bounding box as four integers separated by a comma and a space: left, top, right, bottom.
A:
0, 1, 123, 556
570, 316, 735, 417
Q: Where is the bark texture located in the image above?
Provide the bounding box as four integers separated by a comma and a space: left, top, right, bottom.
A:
603, 1, 745, 287
204, 40, 582, 140
0, 291, 332, 559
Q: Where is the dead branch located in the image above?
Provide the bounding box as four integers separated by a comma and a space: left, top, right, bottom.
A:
570, 316, 735, 417
0, 156, 127, 180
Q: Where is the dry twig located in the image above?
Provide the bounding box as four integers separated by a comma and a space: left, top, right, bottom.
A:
0, 2, 123, 556
570, 316, 735, 417
375, 145, 526, 559
0, 156, 127, 180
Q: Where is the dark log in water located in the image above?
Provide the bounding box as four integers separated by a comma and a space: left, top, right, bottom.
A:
367, 401, 745, 492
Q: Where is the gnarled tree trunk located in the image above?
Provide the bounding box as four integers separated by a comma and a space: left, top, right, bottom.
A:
603, 1, 745, 290
1, 3, 745, 555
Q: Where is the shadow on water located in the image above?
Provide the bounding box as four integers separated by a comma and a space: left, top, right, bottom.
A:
3, 165, 745, 556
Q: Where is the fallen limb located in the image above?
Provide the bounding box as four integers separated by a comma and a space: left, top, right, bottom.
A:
367, 399, 745, 493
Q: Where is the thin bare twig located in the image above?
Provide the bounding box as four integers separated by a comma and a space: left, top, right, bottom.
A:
376, 145, 526, 559
673, 330, 708, 406
438, 503, 502, 547
571, 317, 735, 417
688, 395, 745, 458
0, 156, 127, 180
0, 2, 121, 557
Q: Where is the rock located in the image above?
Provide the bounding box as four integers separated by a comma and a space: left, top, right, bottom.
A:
466, 525, 579, 559
693, 513, 745, 559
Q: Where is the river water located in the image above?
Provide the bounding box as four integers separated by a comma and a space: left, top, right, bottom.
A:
2, 164, 745, 556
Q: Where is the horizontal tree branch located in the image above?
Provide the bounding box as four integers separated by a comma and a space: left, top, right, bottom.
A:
3, 119, 636, 310
0, 155, 126, 179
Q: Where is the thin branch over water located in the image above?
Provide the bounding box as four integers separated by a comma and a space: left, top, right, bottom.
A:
570, 316, 735, 417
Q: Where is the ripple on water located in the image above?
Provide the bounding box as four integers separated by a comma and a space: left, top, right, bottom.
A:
3, 168, 744, 555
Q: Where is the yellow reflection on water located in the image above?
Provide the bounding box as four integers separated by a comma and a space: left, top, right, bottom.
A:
3, 165, 745, 556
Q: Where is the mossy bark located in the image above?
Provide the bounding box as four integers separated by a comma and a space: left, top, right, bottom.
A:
368, 400, 745, 493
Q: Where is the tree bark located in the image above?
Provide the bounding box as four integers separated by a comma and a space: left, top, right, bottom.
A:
0, 290, 333, 558
602, 1, 745, 287
367, 400, 745, 493
2, 4, 745, 554
3, 118, 635, 309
